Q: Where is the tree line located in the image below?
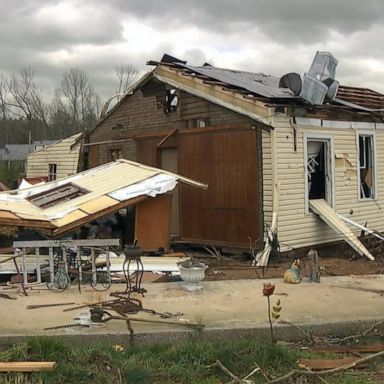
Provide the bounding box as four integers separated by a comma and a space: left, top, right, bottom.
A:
0, 65, 138, 146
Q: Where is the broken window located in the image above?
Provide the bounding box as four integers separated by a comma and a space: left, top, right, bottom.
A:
48, 163, 57, 181
164, 89, 179, 114
109, 148, 123, 161
358, 134, 375, 199
28, 183, 88, 209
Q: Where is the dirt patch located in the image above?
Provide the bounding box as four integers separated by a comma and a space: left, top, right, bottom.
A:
178, 235, 384, 281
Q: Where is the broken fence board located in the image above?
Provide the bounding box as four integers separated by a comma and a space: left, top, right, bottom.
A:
0, 362, 56, 372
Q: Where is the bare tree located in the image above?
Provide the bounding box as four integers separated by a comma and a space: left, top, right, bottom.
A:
115, 64, 138, 97
57, 68, 100, 132
0, 74, 8, 120
0, 68, 48, 124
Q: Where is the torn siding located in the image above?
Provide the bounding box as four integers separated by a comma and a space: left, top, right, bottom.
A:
272, 115, 384, 250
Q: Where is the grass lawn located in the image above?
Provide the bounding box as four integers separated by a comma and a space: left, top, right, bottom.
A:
0, 335, 382, 383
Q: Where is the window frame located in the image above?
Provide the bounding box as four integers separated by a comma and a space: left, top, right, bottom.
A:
304, 133, 335, 214
48, 163, 57, 181
357, 131, 377, 201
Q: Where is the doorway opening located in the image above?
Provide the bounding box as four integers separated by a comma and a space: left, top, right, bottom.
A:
306, 138, 333, 210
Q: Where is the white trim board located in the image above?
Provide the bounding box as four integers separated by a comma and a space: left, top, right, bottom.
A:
296, 117, 384, 130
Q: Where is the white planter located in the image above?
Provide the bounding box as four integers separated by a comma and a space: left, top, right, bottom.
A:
178, 261, 208, 291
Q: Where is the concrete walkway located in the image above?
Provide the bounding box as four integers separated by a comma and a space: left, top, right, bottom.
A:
0, 274, 383, 341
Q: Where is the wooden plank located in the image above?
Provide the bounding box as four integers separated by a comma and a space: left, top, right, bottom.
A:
311, 343, 384, 354
135, 194, 172, 250
0, 211, 21, 220
14, 239, 120, 248
0, 361, 56, 372
298, 357, 366, 371
78, 195, 119, 214
53, 209, 89, 227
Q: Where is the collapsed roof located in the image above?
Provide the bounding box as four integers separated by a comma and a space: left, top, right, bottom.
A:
147, 52, 384, 115
0, 159, 207, 236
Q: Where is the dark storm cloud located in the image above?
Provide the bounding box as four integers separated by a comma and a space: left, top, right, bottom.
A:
106, 0, 384, 43
0, 0, 384, 99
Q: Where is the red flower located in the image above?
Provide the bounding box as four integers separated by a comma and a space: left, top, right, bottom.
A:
263, 283, 275, 297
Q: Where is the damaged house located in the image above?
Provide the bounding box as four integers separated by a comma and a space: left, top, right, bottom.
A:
25, 133, 83, 183
83, 52, 384, 260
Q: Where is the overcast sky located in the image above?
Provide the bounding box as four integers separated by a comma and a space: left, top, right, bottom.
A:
1, 0, 384, 101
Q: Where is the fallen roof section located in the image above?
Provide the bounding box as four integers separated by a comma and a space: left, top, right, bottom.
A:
0, 159, 207, 236
309, 199, 374, 261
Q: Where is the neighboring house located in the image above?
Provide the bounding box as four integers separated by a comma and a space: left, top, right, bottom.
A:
87, 52, 384, 257
26, 133, 83, 182
0, 144, 33, 161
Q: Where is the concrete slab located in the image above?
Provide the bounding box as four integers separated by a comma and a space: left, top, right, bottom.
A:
0, 275, 383, 341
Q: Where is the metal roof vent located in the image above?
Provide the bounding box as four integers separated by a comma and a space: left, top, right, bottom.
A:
300, 51, 339, 105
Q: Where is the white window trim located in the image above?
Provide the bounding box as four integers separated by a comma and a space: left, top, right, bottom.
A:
304, 133, 335, 214
356, 131, 377, 201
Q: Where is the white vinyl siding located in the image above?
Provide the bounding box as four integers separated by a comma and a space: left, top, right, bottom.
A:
26, 134, 82, 181
271, 115, 384, 251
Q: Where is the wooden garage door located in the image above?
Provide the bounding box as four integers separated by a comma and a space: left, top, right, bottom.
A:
178, 128, 261, 247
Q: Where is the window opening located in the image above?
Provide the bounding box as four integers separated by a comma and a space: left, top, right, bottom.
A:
48, 163, 57, 181
359, 134, 375, 199
164, 89, 178, 114
28, 183, 88, 209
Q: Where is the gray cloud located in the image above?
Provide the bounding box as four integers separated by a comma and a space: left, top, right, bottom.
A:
0, 0, 384, 101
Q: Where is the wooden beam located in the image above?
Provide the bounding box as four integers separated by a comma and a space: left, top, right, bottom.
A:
0, 218, 54, 230
156, 129, 178, 148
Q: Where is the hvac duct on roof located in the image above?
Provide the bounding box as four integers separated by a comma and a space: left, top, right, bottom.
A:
308, 51, 338, 82
300, 51, 339, 105
300, 75, 328, 105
